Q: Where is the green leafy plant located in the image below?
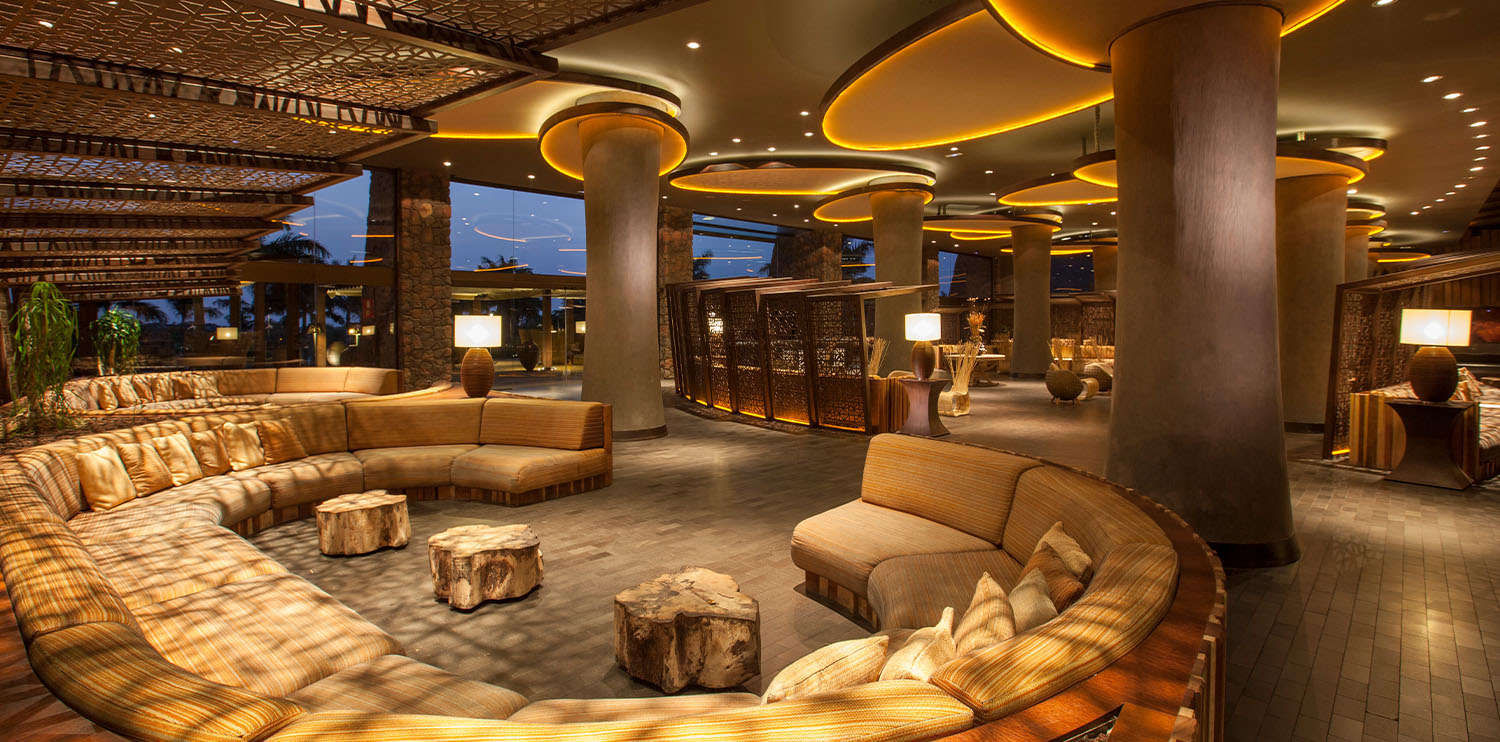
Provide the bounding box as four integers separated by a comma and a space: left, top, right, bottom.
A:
9, 282, 78, 435
93, 308, 142, 375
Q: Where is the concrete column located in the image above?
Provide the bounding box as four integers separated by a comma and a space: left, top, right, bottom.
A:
871, 189, 927, 375
1011, 224, 1053, 377
1344, 229, 1370, 282
1108, 3, 1298, 567
367, 169, 399, 369
657, 205, 693, 379
395, 169, 453, 390
1276, 174, 1347, 428
1092, 245, 1118, 291
580, 116, 667, 437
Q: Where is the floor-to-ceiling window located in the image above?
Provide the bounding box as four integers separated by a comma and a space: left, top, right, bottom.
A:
692, 215, 775, 279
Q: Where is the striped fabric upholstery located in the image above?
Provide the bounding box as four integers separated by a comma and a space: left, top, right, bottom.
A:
791, 500, 994, 596
266, 681, 974, 742
509, 693, 762, 723
1001, 466, 1169, 565
860, 434, 1039, 544
288, 654, 527, 719
241, 452, 364, 509
13, 449, 84, 519
89, 474, 271, 529
356, 445, 476, 490
451, 445, 608, 493
931, 542, 1180, 722
0, 519, 138, 642
87, 525, 288, 610
212, 369, 277, 396
275, 367, 348, 393
68, 500, 222, 544
762, 636, 889, 704
27, 621, 306, 742
346, 399, 485, 450
343, 367, 399, 395
0, 476, 64, 527
132, 572, 403, 697
479, 398, 606, 450
283, 403, 351, 455
866, 550, 1025, 630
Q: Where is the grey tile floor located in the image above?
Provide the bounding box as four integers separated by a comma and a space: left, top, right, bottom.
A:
253, 379, 1500, 741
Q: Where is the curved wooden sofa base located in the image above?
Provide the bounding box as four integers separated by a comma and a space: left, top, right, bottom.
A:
802, 571, 878, 629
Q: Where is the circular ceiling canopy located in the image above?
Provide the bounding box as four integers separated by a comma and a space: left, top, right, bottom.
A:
1070, 144, 1368, 187
1283, 134, 1389, 162
668, 157, 934, 196
811, 183, 935, 223
432, 73, 680, 140
1346, 200, 1387, 220
1055, 231, 1118, 247
1346, 218, 1388, 236
924, 212, 1062, 235
998, 172, 1117, 207
984, 0, 1348, 71
1369, 247, 1430, 264
820, 7, 1112, 151
537, 101, 688, 181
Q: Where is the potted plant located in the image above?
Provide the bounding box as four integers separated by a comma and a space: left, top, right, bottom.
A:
93, 308, 142, 376
7, 281, 78, 435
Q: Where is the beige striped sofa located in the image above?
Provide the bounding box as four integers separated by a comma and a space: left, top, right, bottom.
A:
55, 367, 417, 415
792, 434, 1195, 725
0, 399, 980, 742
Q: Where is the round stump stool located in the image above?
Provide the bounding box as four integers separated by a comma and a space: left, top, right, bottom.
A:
427, 524, 543, 610
613, 567, 760, 693
315, 490, 410, 556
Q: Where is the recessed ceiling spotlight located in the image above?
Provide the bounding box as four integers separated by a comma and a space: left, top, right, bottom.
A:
1447, 191, 1456, 195
1457, 183, 1468, 188
1478, 156, 1489, 161
1437, 198, 1446, 202
37, 20, 53, 28
949, 147, 959, 152
1470, 121, 1488, 127
1411, 211, 1420, 215
661, 195, 667, 199
685, 41, 700, 49
1422, 75, 1443, 83
803, 132, 814, 137
1472, 166, 1486, 171
1463, 107, 1479, 113
984, 170, 994, 175
799, 111, 810, 116
709, 151, 718, 156
1444, 92, 1463, 99
170, 46, 183, 53
1422, 205, 1432, 209
766, 146, 776, 152
147, 113, 156, 118
771, 213, 778, 217
793, 204, 799, 208
803, 219, 809, 223
989, 192, 997, 196
731, 138, 741, 143
527, 174, 535, 179
1347, 187, 1357, 194
1091, 222, 1099, 226
1478, 145, 1492, 150
1373, 0, 1395, 6
443, 161, 451, 167
1478, 134, 1491, 139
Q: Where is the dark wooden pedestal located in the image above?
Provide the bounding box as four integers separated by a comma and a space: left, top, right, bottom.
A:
1386, 399, 1474, 490
897, 378, 950, 437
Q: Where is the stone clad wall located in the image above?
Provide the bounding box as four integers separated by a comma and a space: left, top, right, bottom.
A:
396, 169, 453, 391
771, 229, 842, 282
657, 205, 693, 379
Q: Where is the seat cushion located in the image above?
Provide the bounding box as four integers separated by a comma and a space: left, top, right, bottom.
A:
88, 524, 288, 610
355, 445, 475, 490
288, 655, 527, 720
96, 473, 272, 528
67, 499, 223, 544
132, 572, 403, 697
508, 693, 762, 723
451, 445, 608, 493
790, 500, 996, 597
241, 452, 364, 509
860, 434, 1040, 544
866, 549, 1026, 630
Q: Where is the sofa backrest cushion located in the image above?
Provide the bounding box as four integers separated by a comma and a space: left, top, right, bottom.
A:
11, 449, 85, 519
284, 403, 350, 455
1001, 466, 1170, 566
343, 367, 399, 395
860, 434, 1040, 544
346, 398, 485, 450
28, 621, 307, 742
931, 542, 1180, 722
214, 369, 277, 396
0, 519, 138, 643
277, 367, 349, 394
479, 398, 607, 450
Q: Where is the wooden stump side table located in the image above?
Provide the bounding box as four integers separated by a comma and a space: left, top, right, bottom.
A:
898, 377, 951, 437
1386, 399, 1474, 490
315, 490, 410, 556
613, 567, 760, 693
428, 524, 543, 610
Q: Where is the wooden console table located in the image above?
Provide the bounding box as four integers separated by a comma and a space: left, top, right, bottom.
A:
1386, 399, 1474, 490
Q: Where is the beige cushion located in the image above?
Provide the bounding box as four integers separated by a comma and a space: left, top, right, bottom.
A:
762, 635, 889, 703
879, 606, 955, 682
1038, 521, 1094, 582
112, 377, 141, 407
342, 367, 398, 394
509, 693, 763, 723
276, 367, 348, 393
215, 368, 277, 395
130, 375, 156, 402
479, 398, 606, 450
257, 418, 308, 464
355, 445, 476, 490
91, 380, 118, 411
954, 573, 1015, 656
284, 403, 349, 455
68, 500, 222, 544
114, 441, 173, 498
449, 445, 608, 493
221, 421, 265, 471
1022, 543, 1085, 612
288, 655, 526, 720
194, 373, 224, 398
1008, 568, 1057, 633
866, 549, 1025, 630
76, 446, 135, 511
103, 474, 270, 528
790, 499, 995, 596
189, 429, 232, 476
152, 374, 175, 401
346, 398, 485, 449
246, 452, 364, 510
151, 433, 205, 487
860, 433, 1040, 544
87, 524, 288, 610
1002, 466, 1169, 566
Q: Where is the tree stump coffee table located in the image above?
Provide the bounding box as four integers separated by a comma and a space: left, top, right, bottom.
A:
315, 490, 410, 556
613, 567, 760, 693
427, 524, 543, 610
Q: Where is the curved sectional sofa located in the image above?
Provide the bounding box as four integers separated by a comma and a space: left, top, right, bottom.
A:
56, 367, 423, 415
0, 402, 1222, 742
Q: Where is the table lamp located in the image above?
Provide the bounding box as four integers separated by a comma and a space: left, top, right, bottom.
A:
1399, 308, 1471, 402
905, 312, 942, 380
455, 315, 502, 398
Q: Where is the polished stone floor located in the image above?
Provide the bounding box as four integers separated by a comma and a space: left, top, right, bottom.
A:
251, 377, 1500, 742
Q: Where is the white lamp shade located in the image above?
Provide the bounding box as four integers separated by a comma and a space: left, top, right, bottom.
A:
905, 312, 942, 342
454, 315, 502, 347
215, 326, 239, 341
575, 321, 586, 334
1399, 308, 1471, 347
